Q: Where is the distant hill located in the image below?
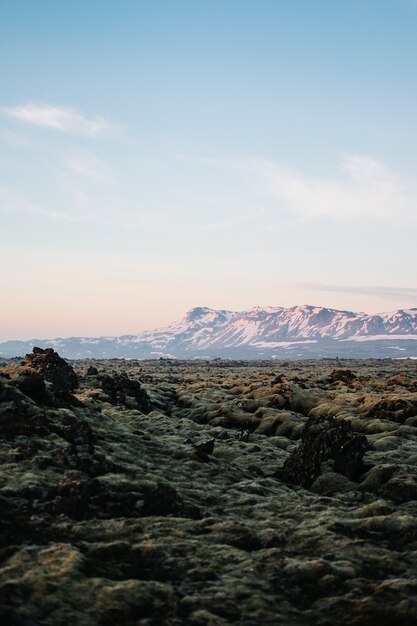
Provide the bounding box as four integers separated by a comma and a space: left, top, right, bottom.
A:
1, 305, 417, 359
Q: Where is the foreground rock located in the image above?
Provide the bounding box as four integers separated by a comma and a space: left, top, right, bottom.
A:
0, 355, 417, 625
22, 346, 78, 392
99, 370, 153, 412
282, 415, 372, 488
1, 347, 81, 407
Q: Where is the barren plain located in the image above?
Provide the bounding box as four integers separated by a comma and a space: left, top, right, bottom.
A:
1, 350, 417, 625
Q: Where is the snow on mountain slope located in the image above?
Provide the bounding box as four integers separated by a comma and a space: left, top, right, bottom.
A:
380, 308, 417, 333
138, 307, 235, 349
1, 305, 416, 359
120, 304, 417, 352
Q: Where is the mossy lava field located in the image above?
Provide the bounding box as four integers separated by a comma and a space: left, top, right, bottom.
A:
1, 349, 417, 625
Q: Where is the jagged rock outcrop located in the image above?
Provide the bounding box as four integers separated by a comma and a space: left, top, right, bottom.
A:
99, 371, 152, 412
22, 347, 78, 392
282, 415, 372, 488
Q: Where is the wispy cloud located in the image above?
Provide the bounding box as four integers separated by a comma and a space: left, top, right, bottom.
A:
296, 282, 417, 301
180, 152, 417, 225
1, 103, 110, 136
250, 154, 417, 224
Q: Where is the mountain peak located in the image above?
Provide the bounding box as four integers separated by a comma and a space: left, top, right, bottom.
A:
185, 306, 214, 321
183, 307, 235, 328
1, 305, 416, 359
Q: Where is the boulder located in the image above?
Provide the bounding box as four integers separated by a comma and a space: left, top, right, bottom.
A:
22, 347, 78, 393
282, 415, 371, 488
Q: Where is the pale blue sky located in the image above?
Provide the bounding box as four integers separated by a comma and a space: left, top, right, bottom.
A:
1, 0, 416, 340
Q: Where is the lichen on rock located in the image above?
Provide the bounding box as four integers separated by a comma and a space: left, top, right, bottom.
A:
0, 354, 417, 625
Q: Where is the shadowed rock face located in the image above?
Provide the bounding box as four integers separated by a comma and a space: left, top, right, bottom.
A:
1, 355, 417, 625
283, 415, 372, 488
12, 347, 82, 409
16, 347, 81, 409
99, 371, 153, 413
22, 347, 79, 392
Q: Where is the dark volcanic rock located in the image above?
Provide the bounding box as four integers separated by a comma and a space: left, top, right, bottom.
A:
193, 439, 215, 458
11, 369, 50, 405
0, 379, 49, 439
1, 356, 417, 626
22, 347, 78, 393
99, 371, 152, 412
366, 397, 417, 422
39, 474, 201, 521
329, 368, 357, 384
282, 415, 371, 488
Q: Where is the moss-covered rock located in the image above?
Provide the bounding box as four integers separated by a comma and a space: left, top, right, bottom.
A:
1, 356, 417, 625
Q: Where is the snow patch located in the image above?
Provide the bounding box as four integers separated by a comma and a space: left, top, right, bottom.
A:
339, 334, 417, 342
252, 340, 318, 348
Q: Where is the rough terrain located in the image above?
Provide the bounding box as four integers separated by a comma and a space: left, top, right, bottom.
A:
1, 350, 417, 625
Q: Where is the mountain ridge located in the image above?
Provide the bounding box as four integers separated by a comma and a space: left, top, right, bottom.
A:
1, 304, 417, 359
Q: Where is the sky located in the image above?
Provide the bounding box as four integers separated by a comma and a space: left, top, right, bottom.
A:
1, 0, 417, 340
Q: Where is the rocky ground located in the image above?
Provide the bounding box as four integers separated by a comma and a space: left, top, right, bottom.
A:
1, 350, 417, 625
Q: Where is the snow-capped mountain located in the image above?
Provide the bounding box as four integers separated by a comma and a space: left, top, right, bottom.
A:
136, 307, 235, 351
1, 305, 417, 359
